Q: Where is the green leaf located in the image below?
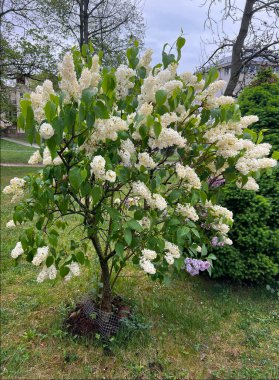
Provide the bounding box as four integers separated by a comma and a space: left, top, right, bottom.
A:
81, 44, 88, 57
207, 253, 217, 260
60, 266, 70, 278
91, 186, 102, 204
76, 251, 85, 264
126, 46, 139, 69
52, 117, 64, 144
69, 167, 85, 191
204, 67, 219, 89
116, 166, 130, 183
49, 233, 58, 247
168, 190, 181, 202
17, 113, 25, 130
115, 242, 125, 257
44, 101, 57, 122
191, 229, 200, 238
162, 51, 176, 69
94, 101, 109, 119
127, 219, 143, 232
176, 36, 186, 61
155, 90, 167, 106
86, 112, 95, 129
64, 106, 76, 133
201, 244, 207, 257
124, 228, 132, 245
26, 105, 35, 144
153, 122, 162, 138
102, 74, 116, 94
20, 99, 32, 119
46, 256, 54, 268
271, 151, 279, 160
139, 124, 149, 139
81, 88, 96, 105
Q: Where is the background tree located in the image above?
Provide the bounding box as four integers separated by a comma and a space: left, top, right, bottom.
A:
200, 0, 279, 96
211, 69, 279, 283
41, 0, 145, 65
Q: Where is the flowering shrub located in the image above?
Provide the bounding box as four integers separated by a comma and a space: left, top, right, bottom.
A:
4, 39, 277, 311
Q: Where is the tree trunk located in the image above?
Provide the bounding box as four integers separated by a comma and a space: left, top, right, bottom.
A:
83, 0, 89, 46
224, 0, 255, 96
79, 0, 89, 49
90, 232, 112, 312
100, 260, 112, 312
79, 1, 84, 49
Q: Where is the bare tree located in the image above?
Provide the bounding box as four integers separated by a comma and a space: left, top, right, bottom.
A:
200, 0, 279, 96
41, 0, 145, 64
0, 0, 42, 31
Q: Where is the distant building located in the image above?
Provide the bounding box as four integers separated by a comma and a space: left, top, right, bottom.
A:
215, 54, 279, 94
1, 76, 30, 134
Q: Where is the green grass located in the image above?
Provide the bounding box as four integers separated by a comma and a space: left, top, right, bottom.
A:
1, 166, 278, 380
0, 139, 37, 164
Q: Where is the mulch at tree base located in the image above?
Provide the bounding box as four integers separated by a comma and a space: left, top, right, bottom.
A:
64, 295, 131, 338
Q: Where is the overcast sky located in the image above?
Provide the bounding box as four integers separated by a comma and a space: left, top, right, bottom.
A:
142, 0, 244, 71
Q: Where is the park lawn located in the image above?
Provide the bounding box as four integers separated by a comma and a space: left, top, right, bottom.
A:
1, 166, 278, 380
0, 139, 37, 164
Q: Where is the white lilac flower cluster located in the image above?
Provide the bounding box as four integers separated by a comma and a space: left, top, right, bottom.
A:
79, 55, 100, 92
137, 152, 157, 169
118, 138, 136, 167
28, 150, 42, 165
32, 246, 49, 266
132, 181, 167, 211
65, 262, 81, 281
33, 147, 63, 166
138, 62, 180, 105
148, 127, 186, 150
11, 242, 24, 259
204, 201, 234, 241
115, 64, 135, 99
164, 241, 180, 265
88, 116, 128, 145
196, 80, 228, 109
175, 163, 201, 190
6, 220, 16, 228
176, 203, 199, 221
211, 236, 233, 247
90, 155, 116, 183
236, 176, 259, 191
124, 197, 140, 208
204, 116, 276, 190
37, 265, 57, 283
30, 79, 55, 122
138, 49, 153, 74
3, 177, 25, 203
58, 53, 100, 103
39, 123, 54, 140
140, 249, 157, 274
235, 141, 276, 176
138, 217, 151, 229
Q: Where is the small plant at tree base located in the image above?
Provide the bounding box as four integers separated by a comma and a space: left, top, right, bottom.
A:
4, 38, 277, 314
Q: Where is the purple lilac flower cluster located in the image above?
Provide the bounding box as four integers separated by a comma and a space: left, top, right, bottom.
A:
208, 177, 226, 189
185, 258, 211, 276
211, 236, 225, 247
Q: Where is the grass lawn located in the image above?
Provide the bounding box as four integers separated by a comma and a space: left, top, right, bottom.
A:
1, 166, 278, 380
0, 139, 36, 164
